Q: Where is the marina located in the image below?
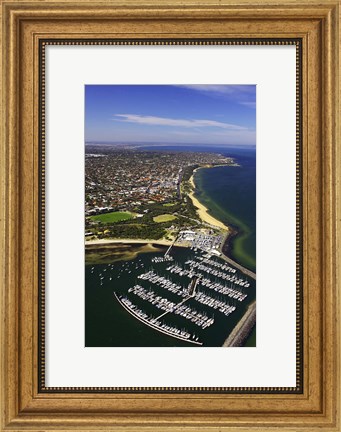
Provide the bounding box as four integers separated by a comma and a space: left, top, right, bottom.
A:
114, 292, 203, 345
85, 244, 256, 347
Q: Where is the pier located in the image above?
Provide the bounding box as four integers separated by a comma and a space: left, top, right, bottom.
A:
93, 241, 256, 347
188, 276, 200, 297
164, 233, 179, 257
164, 241, 175, 257
138, 270, 238, 316
156, 296, 190, 320
114, 292, 203, 346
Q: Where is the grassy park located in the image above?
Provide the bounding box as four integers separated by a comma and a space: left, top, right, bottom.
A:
90, 211, 134, 223
153, 214, 177, 223
163, 202, 176, 207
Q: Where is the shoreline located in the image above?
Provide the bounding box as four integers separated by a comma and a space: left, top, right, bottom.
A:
85, 238, 186, 248
188, 168, 229, 232
85, 166, 256, 277
220, 232, 256, 280
189, 166, 256, 275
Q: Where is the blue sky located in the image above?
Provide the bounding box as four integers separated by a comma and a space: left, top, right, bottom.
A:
85, 85, 256, 146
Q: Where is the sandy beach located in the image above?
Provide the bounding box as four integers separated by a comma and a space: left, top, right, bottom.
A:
188, 169, 229, 231
85, 238, 186, 248
85, 239, 188, 251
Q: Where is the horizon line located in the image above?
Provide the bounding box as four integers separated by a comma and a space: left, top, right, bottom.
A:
85, 141, 256, 148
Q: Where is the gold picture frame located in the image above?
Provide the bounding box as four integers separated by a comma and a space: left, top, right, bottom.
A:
0, 0, 340, 430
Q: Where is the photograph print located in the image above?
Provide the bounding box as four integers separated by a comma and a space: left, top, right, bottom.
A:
85, 85, 256, 347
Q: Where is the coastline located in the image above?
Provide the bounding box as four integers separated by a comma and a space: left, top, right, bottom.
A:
189, 165, 256, 274
187, 168, 256, 346
85, 164, 255, 277
85, 238, 186, 248
188, 167, 229, 231
86, 238, 170, 246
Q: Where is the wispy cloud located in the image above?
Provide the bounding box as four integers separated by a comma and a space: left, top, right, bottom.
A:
175, 85, 256, 108
240, 101, 256, 109
113, 114, 246, 130
179, 85, 253, 94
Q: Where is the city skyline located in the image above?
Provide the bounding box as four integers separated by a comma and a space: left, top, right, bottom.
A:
85, 85, 256, 146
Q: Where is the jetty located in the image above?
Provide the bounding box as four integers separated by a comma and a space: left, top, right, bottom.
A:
222, 301, 256, 347
114, 292, 203, 345
164, 236, 177, 257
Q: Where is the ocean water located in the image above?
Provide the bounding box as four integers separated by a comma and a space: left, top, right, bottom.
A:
142, 146, 256, 272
